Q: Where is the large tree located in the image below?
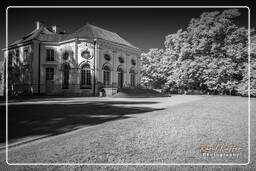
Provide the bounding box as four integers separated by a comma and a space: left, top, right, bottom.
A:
140, 49, 168, 88
165, 9, 248, 94
141, 9, 253, 96
237, 31, 256, 96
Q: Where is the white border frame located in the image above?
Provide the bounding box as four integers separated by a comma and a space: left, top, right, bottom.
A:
5, 6, 251, 166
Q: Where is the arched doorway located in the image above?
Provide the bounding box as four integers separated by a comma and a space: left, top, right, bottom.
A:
62, 63, 70, 89
117, 67, 124, 88
80, 63, 91, 88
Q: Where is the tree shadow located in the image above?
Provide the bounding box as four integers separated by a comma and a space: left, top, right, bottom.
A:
0, 100, 163, 143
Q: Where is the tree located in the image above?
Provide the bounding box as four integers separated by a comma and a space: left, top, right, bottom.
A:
140, 49, 169, 88
237, 31, 256, 96
164, 9, 248, 95
140, 9, 252, 96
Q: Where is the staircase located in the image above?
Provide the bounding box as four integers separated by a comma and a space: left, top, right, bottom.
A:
111, 87, 169, 98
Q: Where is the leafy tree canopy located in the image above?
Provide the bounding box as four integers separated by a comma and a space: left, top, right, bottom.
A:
140, 9, 255, 96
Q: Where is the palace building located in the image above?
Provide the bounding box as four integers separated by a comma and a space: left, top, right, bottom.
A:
2, 22, 141, 96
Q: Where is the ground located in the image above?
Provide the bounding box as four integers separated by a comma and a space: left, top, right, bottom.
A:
0, 95, 255, 170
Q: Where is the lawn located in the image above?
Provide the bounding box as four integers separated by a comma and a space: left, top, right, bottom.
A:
0, 95, 254, 170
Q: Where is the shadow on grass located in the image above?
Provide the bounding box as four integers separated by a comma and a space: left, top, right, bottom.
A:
0, 100, 163, 143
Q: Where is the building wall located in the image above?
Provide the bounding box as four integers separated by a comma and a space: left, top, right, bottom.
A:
4, 39, 141, 96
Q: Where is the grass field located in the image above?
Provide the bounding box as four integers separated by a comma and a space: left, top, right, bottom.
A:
0, 95, 255, 170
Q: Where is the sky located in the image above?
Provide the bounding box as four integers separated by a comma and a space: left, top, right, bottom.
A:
1, 7, 250, 55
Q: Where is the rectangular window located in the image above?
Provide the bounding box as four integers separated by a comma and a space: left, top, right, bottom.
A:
46, 49, 54, 61
46, 68, 54, 80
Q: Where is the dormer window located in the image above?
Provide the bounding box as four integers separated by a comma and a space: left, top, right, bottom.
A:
46, 49, 54, 61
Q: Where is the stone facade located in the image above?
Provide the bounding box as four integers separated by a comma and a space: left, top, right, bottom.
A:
2, 22, 141, 96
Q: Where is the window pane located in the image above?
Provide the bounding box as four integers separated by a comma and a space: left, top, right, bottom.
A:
103, 70, 110, 85
46, 68, 54, 80
46, 49, 54, 61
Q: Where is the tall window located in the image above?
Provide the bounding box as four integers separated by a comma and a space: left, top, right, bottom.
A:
130, 69, 136, 87
62, 64, 70, 89
80, 64, 91, 88
117, 67, 124, 88
46, 68, 54, 81
103, 65, 111, 86
46, 49, 54, 61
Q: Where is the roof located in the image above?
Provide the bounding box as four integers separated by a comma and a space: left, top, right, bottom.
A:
9, 26, 66, 46
61, 24, 138, 49
9, 23, 139, 50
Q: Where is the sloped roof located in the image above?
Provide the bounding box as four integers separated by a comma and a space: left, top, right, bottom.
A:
9, 26, 66, 46
61, 24, 138, 49
9, 23, 139, 50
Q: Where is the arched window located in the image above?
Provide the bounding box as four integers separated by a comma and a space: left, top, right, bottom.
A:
80, 63, 91, 88
103, 65, 111, 86
62, 63, 70, 89
130, 68, 136, 87
117, 67, 124, 88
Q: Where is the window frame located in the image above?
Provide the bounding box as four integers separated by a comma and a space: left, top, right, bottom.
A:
46, 49, 55, 61
45, 67, 54, 81
80, 64, 92, 88
103, 65, 111, 86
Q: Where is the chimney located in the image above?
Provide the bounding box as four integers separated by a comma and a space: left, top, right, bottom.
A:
52, 25, 57, 33
36, 21, 40, 30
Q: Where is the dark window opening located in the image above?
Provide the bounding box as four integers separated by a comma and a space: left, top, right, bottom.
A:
46, 49, 54, 61
80, 64, 92, 88
103, 65, 111, 85
46, 68, 54, 81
